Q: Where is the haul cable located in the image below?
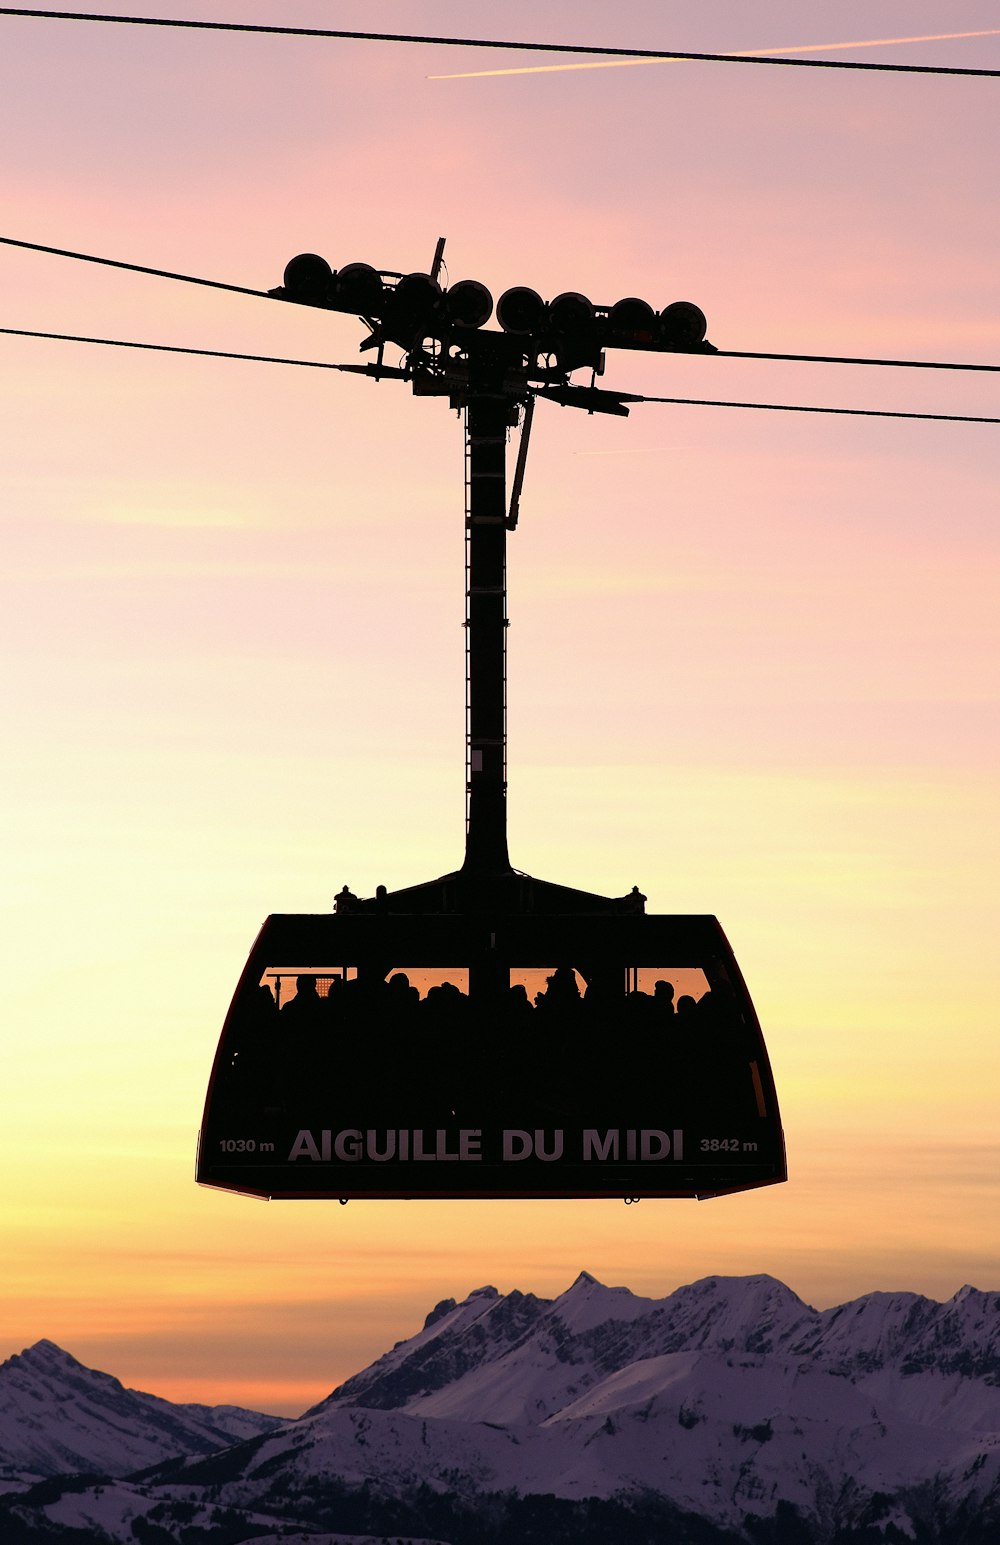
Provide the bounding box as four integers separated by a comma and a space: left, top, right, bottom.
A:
2, 325, 996, 424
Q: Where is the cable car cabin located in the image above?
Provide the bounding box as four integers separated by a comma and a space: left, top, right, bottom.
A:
196, 318, 786, 1205
197, 885, 785, 1202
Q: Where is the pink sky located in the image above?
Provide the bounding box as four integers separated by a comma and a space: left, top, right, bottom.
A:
1, 0, 998, 1415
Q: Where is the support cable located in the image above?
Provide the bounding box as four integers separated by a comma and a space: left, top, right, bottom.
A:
0, 234, 269, 301
0, 9, 998, 78
2, 236, 999, 379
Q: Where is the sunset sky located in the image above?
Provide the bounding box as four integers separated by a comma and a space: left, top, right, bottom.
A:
2, 0, 998, 1417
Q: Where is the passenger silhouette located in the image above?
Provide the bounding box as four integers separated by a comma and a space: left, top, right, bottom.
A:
627, 988, 655, 1024
534, 965, 581, 1015
376, 973, 422, 1116
506, 982, 535, 1023
278, 974, 327, 1099
653, 979, 676, 1016
226, 982, 279, 1106
415, 981, 468, 1118
530, 967, 580, 1118
282, 973, 323, 1019
574, 972, 621, 1109
699, 985, 754, 1120
387, 971, 421, 1012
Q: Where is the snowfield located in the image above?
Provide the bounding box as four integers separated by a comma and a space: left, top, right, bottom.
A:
3, 1271, 1000, 1543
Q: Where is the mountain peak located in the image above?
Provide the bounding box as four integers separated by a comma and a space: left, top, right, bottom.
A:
551, 1272, 650, 1335
6, 1338, 115, 1388
422, 1297, 458, 1330
952, 1283, 986, 1303
18, 1339, 79, 1366
0, 1340, 279, 1480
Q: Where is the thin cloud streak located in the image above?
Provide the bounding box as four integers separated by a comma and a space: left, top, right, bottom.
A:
573, 447, 694, 457
431, 29, 1000, 80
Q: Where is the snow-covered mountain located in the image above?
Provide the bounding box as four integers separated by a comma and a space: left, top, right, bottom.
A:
317, 1270, 1000, 1435
0, 1338, 279, 1480
4, 1273, 1000, 1543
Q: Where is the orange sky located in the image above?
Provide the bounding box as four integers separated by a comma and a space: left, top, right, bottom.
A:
1, 0, 999, 1416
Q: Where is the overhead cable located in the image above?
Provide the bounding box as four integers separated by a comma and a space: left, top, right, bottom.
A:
0, 8, 998, 78
2, 236, 998, 378
0, 326, 406, 377
0, 234, 268, 301
629, 392, 998, 425
2, 326, 996, 424
715, 348, 999, 375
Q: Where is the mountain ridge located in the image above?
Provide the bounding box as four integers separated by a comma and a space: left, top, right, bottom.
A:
0, 1337, 280, 1482
4, 1271, 1000, 1544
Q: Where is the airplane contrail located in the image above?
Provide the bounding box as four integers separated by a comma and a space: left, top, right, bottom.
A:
430, 29, 1000, 80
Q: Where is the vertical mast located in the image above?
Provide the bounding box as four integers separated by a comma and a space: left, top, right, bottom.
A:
463, 392, 514, 875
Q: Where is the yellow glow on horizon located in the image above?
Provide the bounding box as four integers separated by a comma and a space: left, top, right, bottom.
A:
430, 29, 1000, 80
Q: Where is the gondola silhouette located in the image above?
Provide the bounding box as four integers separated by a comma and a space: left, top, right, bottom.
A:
196, 243, 785, 1201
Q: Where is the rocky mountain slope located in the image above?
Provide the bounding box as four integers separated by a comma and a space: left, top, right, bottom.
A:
3, 1272, 1000, 1543
0, 1338, 279, 1480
